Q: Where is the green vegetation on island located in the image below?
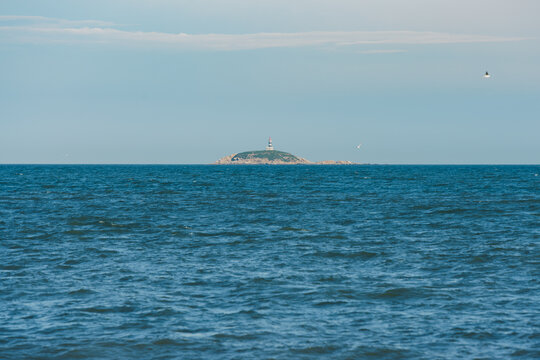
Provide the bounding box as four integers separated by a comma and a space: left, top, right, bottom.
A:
232, 150, 303, 162
214, 138, 354, 165
215, 150, 310, 164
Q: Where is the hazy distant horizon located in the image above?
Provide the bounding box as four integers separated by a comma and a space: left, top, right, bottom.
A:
2, 163, 539, 166
1, 1, 539, 164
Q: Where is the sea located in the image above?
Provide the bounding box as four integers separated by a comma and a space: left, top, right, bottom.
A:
1, 165, 538, 359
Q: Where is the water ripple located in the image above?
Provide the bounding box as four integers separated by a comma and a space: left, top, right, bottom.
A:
0, 164, 538, 359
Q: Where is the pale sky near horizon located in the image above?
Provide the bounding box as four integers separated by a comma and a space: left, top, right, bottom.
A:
1, 0, 539, 164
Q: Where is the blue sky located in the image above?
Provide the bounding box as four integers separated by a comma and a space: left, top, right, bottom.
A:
1, 0, 539, 164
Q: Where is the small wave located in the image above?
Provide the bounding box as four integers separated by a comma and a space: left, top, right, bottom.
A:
314, 300, 348, 307
55, 264, 73, 270
279, 226, 309, 232
170, 224, 192, 230
170, 231, 192, 238
68, 288, 94, 296
0, 264, 24, 270
64, 259, 84, 265
27, 233, 54, 240
225, 238, 258, 246
212, 333, 260, 340
337, 288, 358, 299
192, 182, 214, 187
371, 287, 423, 299
56, 348, 92, 359
410, 204, 434, 210
183, 280, 206, 286
85, 247, 119, 258
469, 254, 492, 263
251, 277, 277, 284
64, 229, 86, 235
79, 305, 135, 314
155, 190, 182, 195
316, 275, 347, 282
143, 308, 177, 317
67, 216, 135, 229
174, 327, 213, 335
512, 349, 540, 358
322, 233, 348, 240
194, 231, 246, 237
314, 250, 377, 259
335, 219, 355, 226
352, 346, 411, 358
152, 338, 184, 346
434, 208, 469, 214
11, 270, 29, 278
67, 216, 95, 226
452, 328, 495, 340
237, 309, 263, 318
291, 345, 339, 354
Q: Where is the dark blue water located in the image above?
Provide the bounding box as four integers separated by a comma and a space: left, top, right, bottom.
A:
1, 165, 539, 359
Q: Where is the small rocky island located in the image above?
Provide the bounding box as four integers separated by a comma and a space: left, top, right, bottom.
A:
215, 138, 354, 165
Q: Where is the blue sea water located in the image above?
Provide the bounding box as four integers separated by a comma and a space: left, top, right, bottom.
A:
0, 165, 539, 359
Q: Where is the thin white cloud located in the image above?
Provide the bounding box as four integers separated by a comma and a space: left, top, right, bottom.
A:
0, 15, 530, 51
358, 49, 407, 54
0, 15, 115, 28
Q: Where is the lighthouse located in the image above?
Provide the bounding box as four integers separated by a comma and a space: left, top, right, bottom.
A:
266, 137, 274, 151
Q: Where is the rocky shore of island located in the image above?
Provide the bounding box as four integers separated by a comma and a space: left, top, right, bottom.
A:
214, 150, 354, 165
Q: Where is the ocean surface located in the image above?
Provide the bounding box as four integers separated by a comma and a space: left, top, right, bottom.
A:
1, 165, 539, 359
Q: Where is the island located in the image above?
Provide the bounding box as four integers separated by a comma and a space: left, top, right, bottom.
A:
214, 137, 354, 165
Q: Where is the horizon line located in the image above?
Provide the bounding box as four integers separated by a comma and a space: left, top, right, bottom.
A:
1, 163, 539, 166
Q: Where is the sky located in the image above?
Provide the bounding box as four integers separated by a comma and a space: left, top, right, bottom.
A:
1, 0, 539, 164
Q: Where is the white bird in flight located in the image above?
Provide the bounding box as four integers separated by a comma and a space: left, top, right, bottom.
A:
483, 71, 491, 78
356, 144, 362, 149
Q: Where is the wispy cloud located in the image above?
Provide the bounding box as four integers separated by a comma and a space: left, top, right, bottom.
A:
358, 49, 407, 54
0, 15, 115, 28
0, 16, 530, 51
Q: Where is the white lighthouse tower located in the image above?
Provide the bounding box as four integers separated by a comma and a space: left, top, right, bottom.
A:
266, 137, 274, 150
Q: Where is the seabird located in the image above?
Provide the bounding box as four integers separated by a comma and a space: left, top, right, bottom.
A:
483, 71, 491, 78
